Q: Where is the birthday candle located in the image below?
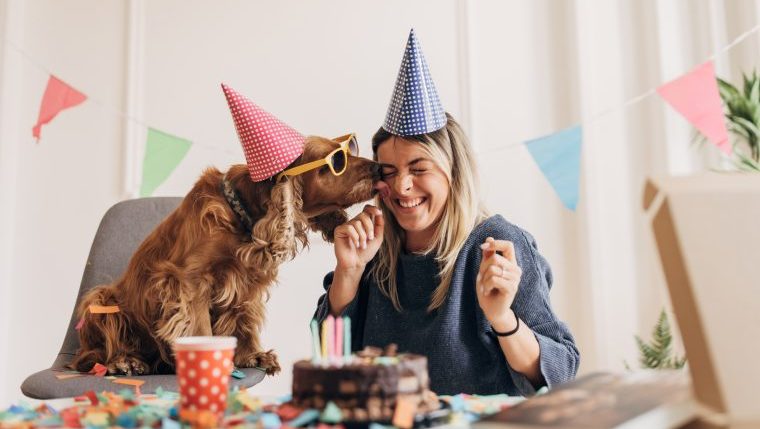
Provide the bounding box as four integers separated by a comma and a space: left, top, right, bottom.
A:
310, 319, 321, 364
321, 318, 328, 362
325, 315, 335, 363
334, 316, 343, 365
343, 316, 351, 361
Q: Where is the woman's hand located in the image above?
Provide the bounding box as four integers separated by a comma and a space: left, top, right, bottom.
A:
476, 237, 522, 331
333, 205, 385, 271
329, 205, 384, 315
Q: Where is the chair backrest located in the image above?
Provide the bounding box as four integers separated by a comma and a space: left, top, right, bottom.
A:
53, 197, 182, 369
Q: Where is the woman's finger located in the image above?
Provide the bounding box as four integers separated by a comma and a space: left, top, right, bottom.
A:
343, 224, 361, 249
479, 237, 497, 258
488, 240, 516, 264
488, 253, 520, 273
352, 220, 368, 249
356, 212, 375, 241
478, 237, 496, 277
362, 204, 382, 217
373, 210, 385, 238
482, 274, 510, 295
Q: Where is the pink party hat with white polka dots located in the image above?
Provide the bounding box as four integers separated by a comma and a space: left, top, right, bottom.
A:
222, 83, 305, 182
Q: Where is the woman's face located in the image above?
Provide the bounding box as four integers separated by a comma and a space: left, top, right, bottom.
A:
376, 137, 450, 243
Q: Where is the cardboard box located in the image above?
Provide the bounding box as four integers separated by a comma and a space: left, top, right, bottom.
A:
643, 173, 760, 428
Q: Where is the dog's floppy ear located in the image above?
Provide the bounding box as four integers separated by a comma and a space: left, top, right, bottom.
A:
250, 177, 308, 265
309, 210, 349, 243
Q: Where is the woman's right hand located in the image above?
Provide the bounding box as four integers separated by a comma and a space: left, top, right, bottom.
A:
333, 205, 385, 271
329, 205, 384, 315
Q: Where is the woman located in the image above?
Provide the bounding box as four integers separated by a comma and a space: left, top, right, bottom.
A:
313, 30, 579, 396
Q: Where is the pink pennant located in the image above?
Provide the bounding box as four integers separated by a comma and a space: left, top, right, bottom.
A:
32, 75, 87, 141
657, 61, 730, 154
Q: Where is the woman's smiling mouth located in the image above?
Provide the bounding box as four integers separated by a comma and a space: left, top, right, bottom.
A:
395, 197, 427, 209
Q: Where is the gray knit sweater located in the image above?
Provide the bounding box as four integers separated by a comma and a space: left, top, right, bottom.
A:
313, 215, 579, 396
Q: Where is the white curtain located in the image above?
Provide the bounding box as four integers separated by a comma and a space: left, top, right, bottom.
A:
1, 0, 757, 402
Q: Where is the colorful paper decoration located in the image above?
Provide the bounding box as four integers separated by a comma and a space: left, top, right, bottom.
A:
525, 125, 583, 211
221, 83, 304, 182
139, 128, 192, 197
32, 75, 87, 140
382, 29, 446, 136
657, 61, 730, 154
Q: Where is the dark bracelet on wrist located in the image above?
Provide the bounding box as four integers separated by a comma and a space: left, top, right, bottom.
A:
491, 312, 520, 337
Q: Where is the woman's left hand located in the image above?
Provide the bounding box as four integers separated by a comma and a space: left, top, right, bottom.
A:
476, 237, 522, 330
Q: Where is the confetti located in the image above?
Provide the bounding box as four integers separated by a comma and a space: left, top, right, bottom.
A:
391, 398, 417, 429
113, 378, 145, 387
89, 363, 108, 377
88, 304, 120, 314
55, 373, 83, 380
0, 387, 519, 428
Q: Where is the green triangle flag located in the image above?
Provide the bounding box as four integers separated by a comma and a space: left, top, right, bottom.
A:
139, 128, 192, 197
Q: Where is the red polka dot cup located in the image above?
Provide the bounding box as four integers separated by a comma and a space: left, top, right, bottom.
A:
174, 336, 237, 419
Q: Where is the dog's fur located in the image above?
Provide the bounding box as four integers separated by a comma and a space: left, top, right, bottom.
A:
71, 136, 379, 376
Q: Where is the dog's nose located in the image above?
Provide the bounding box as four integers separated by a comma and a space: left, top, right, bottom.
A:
370, 163, 382, 180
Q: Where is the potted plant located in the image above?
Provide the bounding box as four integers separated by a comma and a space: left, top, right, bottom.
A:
628, 309, 686, 370
715, 71, 760, 171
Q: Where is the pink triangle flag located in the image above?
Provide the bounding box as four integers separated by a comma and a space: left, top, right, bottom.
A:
32, 75, 87, 141
657, 61, 730, 154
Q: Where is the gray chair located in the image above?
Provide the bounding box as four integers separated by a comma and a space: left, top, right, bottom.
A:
21, 197, 265, 399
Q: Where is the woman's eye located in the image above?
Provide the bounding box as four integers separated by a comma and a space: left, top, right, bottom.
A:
381, 170, 397, 178
411, 169, 426, 174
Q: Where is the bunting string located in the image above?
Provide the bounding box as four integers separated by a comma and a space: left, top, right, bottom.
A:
4, 38, 242, 159
479, 21, 760, 155
2, 20, 760, 209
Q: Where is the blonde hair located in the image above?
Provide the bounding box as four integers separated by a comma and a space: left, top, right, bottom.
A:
370, 113, 488, 312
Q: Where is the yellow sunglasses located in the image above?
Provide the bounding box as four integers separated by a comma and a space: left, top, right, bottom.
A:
276, 134, 359, 181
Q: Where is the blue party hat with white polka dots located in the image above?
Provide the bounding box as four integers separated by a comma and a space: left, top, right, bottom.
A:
382, 28, 446, 136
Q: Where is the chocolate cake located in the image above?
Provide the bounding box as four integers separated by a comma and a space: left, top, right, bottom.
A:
291, 344, 439, 422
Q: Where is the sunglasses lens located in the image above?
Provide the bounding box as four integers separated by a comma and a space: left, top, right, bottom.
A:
348, 136, 359, 155
331, 150, 347, 173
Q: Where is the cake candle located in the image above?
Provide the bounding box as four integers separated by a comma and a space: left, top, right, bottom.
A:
334, 316, 343, 366
310, 319, 321, 364
343, 316, 351, 362
325, 315, 335, 363
320, 318, 329, 363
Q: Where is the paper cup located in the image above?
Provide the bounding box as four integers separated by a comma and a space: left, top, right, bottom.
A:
174, 336, 237, 420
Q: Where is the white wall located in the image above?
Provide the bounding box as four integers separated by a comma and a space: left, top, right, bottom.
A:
1, 0, 759, 404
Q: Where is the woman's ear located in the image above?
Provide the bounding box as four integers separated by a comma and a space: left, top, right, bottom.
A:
309, 210, 349, 243
251, 177, 308, 264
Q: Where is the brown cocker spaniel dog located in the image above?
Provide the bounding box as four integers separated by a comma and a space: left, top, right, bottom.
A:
71, 135, 380, 376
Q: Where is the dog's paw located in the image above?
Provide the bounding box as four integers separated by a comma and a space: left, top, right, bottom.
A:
107, 356, 149, 376
235, 350, 281, 376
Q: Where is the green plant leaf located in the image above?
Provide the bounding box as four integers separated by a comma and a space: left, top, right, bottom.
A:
735, 153, 760, 171
634, 308, 687, 370
751, 75, 760, 104
718, 78, 741, 101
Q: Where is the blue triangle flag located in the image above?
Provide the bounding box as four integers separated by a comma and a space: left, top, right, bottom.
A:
525, 125, 582, 210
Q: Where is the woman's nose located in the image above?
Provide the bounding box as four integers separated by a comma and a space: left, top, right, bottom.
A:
392, 173, 413, 194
